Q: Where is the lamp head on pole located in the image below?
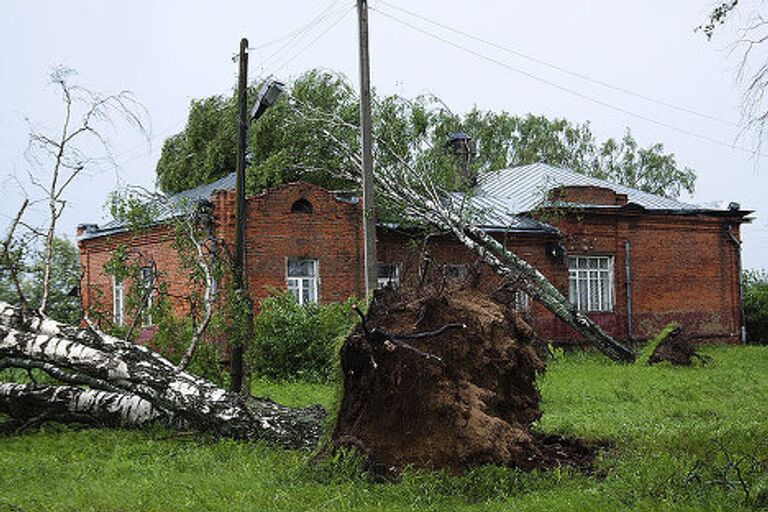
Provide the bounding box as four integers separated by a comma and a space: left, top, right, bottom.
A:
250, 79, 285, 121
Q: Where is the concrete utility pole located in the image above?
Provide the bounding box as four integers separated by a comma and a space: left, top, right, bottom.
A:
230, 37, 249, 393
357, 0, 378, 295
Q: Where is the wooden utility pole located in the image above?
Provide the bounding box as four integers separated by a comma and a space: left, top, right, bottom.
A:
357, 0, 378, 295
230, 37, 249, 393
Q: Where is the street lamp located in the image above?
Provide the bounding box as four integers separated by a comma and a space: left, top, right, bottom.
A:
231, 37, 284, 393
446, 131, 477, 188
251, 79, 285, 121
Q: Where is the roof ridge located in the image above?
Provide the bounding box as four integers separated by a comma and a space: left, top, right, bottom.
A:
477, 162, 707, 213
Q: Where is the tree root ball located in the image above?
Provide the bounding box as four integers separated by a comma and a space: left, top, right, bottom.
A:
329, 286, 600, 476
647, 325, 711, 366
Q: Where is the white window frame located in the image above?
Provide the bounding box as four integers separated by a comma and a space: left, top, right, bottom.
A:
377, 263, 400, 289
287, 258, 318, 305
112, 276, 124, 327
140, 267, 154, 327
568, 255, 614, 312
514, 290, 530, 312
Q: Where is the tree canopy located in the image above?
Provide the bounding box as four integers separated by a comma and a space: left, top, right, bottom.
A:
156, 69, 695, 200
0, 237, 80, 324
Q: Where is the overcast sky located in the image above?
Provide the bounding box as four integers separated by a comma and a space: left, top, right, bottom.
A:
1, 1, 767, 269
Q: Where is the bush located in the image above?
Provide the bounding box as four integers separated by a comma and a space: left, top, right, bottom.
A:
145, 302, 229, 387
744, 269, 768, 344
250, 292, 358, 382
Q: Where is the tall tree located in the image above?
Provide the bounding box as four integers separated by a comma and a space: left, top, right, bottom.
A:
155, 70, 695, 199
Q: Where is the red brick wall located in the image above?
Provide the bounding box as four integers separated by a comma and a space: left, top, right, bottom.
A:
78, 225, 190, 329
537, 211, 743, 343
378, 210, 743, 344
211, 182, 365, 308
549, 185, 628, 206
79, 182, 744, 345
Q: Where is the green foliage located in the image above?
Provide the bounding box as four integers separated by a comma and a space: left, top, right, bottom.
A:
0, 237, 81, 324
155, 69, 696, 203
2, 345, 768, 511
148, 306, 228, 387
155, 95, 238, 194
743, 269, 768, 344
249, 291, 358, 382
637, 322, 681, 363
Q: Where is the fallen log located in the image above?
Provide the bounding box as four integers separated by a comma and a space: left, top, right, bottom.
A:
0, 302, 324, 448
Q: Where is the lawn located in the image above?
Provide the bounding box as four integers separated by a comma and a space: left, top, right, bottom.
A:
1, 345, 767, 511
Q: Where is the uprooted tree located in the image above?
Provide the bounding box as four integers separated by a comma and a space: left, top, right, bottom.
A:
0, 302, 324, 446
0, 69, 636, 460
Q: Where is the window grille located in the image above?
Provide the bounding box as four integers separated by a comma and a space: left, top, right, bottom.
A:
141, 266, 154, 327
287, 258, 318, 305
568, 255, 614, 312
112, 276, 124, 326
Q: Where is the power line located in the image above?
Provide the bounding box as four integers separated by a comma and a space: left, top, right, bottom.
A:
273, 6, 354, 75
256, 0, 347, 76
371, 6, 768, 159
111, 4, 353, 172
377, 1, 736, 128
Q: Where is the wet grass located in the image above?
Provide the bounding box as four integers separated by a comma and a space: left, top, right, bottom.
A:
1, 345, 767, 511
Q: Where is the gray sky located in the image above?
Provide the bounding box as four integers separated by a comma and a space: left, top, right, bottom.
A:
1, 1, 767, 269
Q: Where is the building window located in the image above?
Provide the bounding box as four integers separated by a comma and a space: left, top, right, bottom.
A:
140, 266, 154, 327
290, 198, 313, 214
443, 264, 468, 281
377, 263, 399, 289
568, 256, 614, 312
513, 290, 530, 312
287, 258, 318, 305
112, 276, 124, 327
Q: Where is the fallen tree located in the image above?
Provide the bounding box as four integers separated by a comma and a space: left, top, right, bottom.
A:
290, 98, 636, 363
0, 302, 324, 447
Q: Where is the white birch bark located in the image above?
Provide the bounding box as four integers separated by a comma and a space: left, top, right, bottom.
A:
0, 302, 324, 447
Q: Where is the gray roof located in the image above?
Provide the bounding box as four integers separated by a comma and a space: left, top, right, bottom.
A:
476, 162, 706, 213
459, 193, 557, 233
80, 163, 732, 242
78, 173, 236, 241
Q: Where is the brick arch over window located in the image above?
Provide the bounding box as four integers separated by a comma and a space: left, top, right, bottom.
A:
290, 198, 313, 214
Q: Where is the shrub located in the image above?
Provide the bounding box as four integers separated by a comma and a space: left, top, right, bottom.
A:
250, 291, 358, 382
145, 302, 229, 387
744, 269, 768, 344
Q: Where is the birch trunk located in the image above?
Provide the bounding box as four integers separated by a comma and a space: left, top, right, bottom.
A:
0, 302, 324, 448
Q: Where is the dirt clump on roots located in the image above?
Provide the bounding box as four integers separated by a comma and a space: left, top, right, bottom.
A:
647, 324, 710, 366
329, 285, 602, 477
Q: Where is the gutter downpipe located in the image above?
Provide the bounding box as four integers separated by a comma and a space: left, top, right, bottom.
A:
625, 239, 633, 340
726, 224, 747, 343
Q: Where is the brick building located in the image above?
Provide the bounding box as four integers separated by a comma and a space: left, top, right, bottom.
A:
77, 163, 752, 344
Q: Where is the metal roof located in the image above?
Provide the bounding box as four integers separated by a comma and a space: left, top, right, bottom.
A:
458, 193, 557, 233
81, 163, 727, 242
78, 173, 236, 240
476, 162, 706, 213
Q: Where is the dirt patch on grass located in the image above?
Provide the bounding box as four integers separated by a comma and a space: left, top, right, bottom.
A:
330, 285, 603, 477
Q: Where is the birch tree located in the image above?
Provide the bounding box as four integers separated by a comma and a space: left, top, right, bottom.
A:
23, 67, 148, 315
288, 95, 637, 362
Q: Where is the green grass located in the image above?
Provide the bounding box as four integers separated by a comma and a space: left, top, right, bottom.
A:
2, 345, 768, 511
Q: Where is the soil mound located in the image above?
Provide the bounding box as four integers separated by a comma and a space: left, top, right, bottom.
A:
647, 325, 710, 366
330, 286, 599, 476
